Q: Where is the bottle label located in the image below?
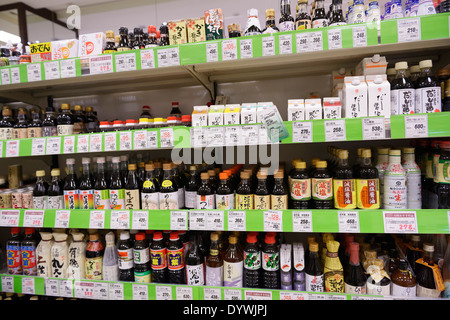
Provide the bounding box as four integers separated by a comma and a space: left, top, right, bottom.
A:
196, 194, 215, 210
68, 245, 85, 279
125, 189, 140, 210
254, 195, 271, 210
383, 174, 407, 209
118, 248, 134, 269
279, 21, 295, 32
13, 128, 27, 139
244, 251, 261, 270
42, 126, 57, 137
305, 273, 324, 292
366, 281, 391, 296
312, 178, 333, 200
73, 122, 85, 135
134, 270, 151, 283
262, 251, 279, 271
216, 193, 235, 210
6, 245, 22, 272
290, 178, 311, 200
391, 283, 416, 296
141, 192, 160, 210
47, 195, 64, 209
344, 282, 367, 295
235, 194, 254, 210
27, 127, 43, 138
134, 248, 150, 264
404, 166, 422, 208
79, 190, 94, 209
312, 18, 328, 28
85, 257, 103, 280
110, 189, 125, 210
415, 87, 441, 113
57, 124, 74, 136
443, 281, 450, 298
177, 188, 184, 209
436, 159, 450, 184
324, 271, 344, 292
0, 128, 13, 140
223, 260, 243, 287
94, 189, 110, 209
167, 248, 184, 270
184, 190, 197, 209
186, 263, 205, 285
159, 191, 179, 210
33, 196, 48, 209
151, 248, 167, 270
103, 265, 119, 281
333, 179, 356, 209
271, 194, 288, 210
356, 179, 380, 209
296, 19, 311, 30
64, 190, 79, 209
391, 89, 415, 115
206, 265, 223, 286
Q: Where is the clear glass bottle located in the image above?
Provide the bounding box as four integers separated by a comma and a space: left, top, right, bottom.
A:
223, 235, 244, 287
206, 232, 224, 286
109, 157, 125, 210
63, 158, 79, 210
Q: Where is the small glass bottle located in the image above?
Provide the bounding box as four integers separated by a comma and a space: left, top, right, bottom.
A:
103, 30, 116, 53
311, 161, 333, 209
244, 8, 262, 36
279, 0, 295, 31
223, 235, 244, 288
0, 107, 15, 140
329, 0, 346, 25
305, 242, 324, 292
235, 171, 254, 210
333, 149, 356, 210
56, 103, 74, 136
271, 170, 288, 210
146, 26, 158, 48
262, 9, 279, 34
27, 110, 42, 138
117, 27, 130, 51
254, 171, 271, 210
206, 232, 224, 286
391, 258, 417, 297
344, 242, 367, 294
12, 108, 28, 139
312, 0, 328, 28
228, 24, 242, 38
63, 158, 79, 210
356, 149, 380, 209
47, 169, 64, 209
296, 0, 312, 29
159, 22, 170, 46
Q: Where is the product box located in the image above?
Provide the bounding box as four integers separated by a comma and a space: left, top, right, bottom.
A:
323, 97, 342, 119
208, 105, 224, 126
288, 99, 305, 121
366, 74, 391, 117
224, 104, 241, 125
342, 76, 368, 118
204, 8, 224, 40
355, 54, 387, 76
78, 32, 105, 57
192, 105, 209, 127
258, 105, 289, 143
280, 244, 292, 288
51, 39, 78, 60
305, 99, 322, 120
293, 242, 305, 273
30, 42, 52, 63
240, 104, 257, 124
168, 19, 188, 45
187, 17, 206, 43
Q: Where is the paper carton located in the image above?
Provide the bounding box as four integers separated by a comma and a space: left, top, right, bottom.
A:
192, 105, 209, 127
224, 104, 241, 125
204, 8, 224, 40
240, 104, 257, 124
323, 97, 342, 119
366, 74, 391, 117
187, 17, 206, 43
343, 76, 368, 118
305, 99, 322, 120
208, 105, 224, 126
51, 39, 78, 60
288, 99, 305, 121
355, 54, 388, 76
78, 32, 105, 57
168, 19, 188, 45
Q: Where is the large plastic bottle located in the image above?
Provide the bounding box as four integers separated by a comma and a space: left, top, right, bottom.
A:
243, 232, 261, 288
85, 233, 104, 280
261, 233, 280, 289
402, 147, 422, 209
168, 231, 187, 284
103, 231, 119, 281
383, 149, 407, 209
51, 232, 69, 278
150, 231, 168, 283
133, 232, 151, 283
36, 231, 53, 277
118, 231, 134, 281
67, 231, 86, 279
21, 228, 38, 276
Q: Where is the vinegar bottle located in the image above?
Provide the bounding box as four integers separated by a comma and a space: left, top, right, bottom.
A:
223, 235, 244, 288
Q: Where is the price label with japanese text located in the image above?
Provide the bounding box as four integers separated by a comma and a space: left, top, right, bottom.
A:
227, 211, 246, 231
206, 42, 219, 62
310, 31, 324, 51
222, 39, 238, 61
1, 210, 20, 227
89, 54, 113, 74
280, 291, 308, 300
119, 131, 132, 150
132, 210, 149, 230
240, 39, 253, 59
60, 59, 76, 78
55, 210, 71, 228
44, 61, 60, 80
262, 36, 275, 56
133, 284, 149, 300
204, 288, 222, 300
156, 286, 173, 300
21, 277, 35, 295
160, 128, 174, 148
170, 210, 188, 230
206, 211, 224, 230
338, 211, 360, 233
362, 117, 386, 140
1, 276, 14, 292
109, 283, 124, 300
292, 121, 313, 143
77, 134, 89, 153
1, 68, 10, 85
133, 130, 147, 149
110, 210, 130, 229
397, 18, 421, 43
189, 210, 206, 230
27, 63, 42, 82
168, 47, 180, 66
383, 211, 417, 233
353, 26, 367, 47
405, 115, 428, 138
140, 49, 155, 69
94, 282, 109, 300
264, 210, 283, 232
224, 289, 242, 300
89, 210, 105, 229
90, 134, 103, 152
23, 210, 44, 228
32, 138, 46, 156
115, 52, 136, 72
328, 29, 342, 50
225, 126, 241, 146
75, 281, 95, 299
6, 140, 19, 158
292, 211, 313, 232
279, 34, 293, 54
46, 137, 61, 155
176, 286, 193, 300
59, 280, 74, 297
63, 136, 75, 154
45, 279, 59, 296
104, 132, 117, 151
147, 130, 158, 149
10, 67, 21, 84
324, 119, 346, 141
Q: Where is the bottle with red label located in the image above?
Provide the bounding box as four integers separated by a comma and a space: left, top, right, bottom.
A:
63, 158, 79, 210
356, 149, 380, 209
167, 231, 186, 284
150, 231, 168, 283
21, 228, 38, 276
333, 149, 356, 209
7, 227, 23, 275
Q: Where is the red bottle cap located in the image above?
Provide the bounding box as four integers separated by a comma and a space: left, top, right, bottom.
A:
153, 231, 163, 240
25, 228, 35, 234
113, 120, 123, 125
219, 172, 228, 180
181, 115, 191, 122
142, 105, 150, 110
99, 121, 109, 126
172, 102, 179, 106
11, 227, 20, 234
440, 141, 450, 149
147, 25, 157, 33
126, 119, 135, 124
169, 232, 179, 240
135, 232, 146, 241
246, 233, 258, 243
265, 234, 276, 244
167, 116, 177, 121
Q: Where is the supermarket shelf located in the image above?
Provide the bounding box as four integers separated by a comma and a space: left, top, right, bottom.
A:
1, 208, 448, 234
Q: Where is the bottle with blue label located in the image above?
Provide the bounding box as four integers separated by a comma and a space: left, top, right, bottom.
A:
150, 231, 168, 283
7, 227, 22, 275
21, 228, 38, 276
168, 231, 186, 284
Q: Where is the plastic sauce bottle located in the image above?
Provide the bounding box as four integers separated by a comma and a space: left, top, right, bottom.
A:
402, 147, 422, 209
159, 162, 179, 210
133, 232, 151, 283
261, 233, 280, 289
289, 161, 311, 209
223, 235, 244, 287
150, 231, 168, 283
109, 157, 125, 210
356, 149, 380, 209
167, 231, 186, 284
85, 233, 104, 280
93, 157, 110, 210
118, 231, 134, 281
47, 169, 64, 209
79, 158, 94, 210
333, 149, 356, 209
271, 170, 288, 210
33, 170, 48, 209
185, 233, 205, 286
383, 149, 407, 209
206, 232, 224, 286
243, 232, 261, 288
415, 59, 442, 113
390, 61, 416, 115
21, 228, 37, 276
141, 163, 160, 210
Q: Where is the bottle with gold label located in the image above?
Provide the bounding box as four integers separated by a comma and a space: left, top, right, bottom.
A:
356, 148, 380, 209
333, 149, 356, 209
141, 163, 160, 210
236, 171, 254, 210
159, 162, 179, 210
324, 240, 344, 293
295, 0, 312, 29
290, 161, 311, 209
254, 171, 271, 210
103, 30, 116, 53
12, 108, 28, 139
125, 164, 141, 210
271, 170, 288, 210
312, 161, 333, 209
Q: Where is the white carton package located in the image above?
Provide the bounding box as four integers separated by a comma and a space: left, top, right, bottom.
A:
293, 242, 305, 272
287, 99, 305, 121
208, 105, 225, 126
224, 104, 241, 125
355, 54, 388, 76
78, 32, 106, 57
323, 97, 342, 119
366, 74, 391, 117
51, 39, 79, 60
343, 76, 368, 118
305, 99, 322, 120
192, 105, 209, 127
240, 104, 257, 124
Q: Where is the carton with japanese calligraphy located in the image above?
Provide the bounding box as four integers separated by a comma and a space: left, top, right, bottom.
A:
187, 17, 206, 43
342, 76, 368, 118
323, 97, 342, 119
287, 99, 305, 121
168, 19, 188, 45
30, 42, 52, 63
366, 74, 391, 117
205, 8, 224, 40
305, 99, 322, 120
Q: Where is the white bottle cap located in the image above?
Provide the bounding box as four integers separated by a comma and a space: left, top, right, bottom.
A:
371, 54, 381, 63
351, 77, 361, 86
82, 157, 91, 164
120, 231, 130, 240
395, 61, 408, 70
66, 158, 75, 165
248, 8, 258, 17
96, 157, 105, 164
39, 232, 53, 241
419, 59, 433, 69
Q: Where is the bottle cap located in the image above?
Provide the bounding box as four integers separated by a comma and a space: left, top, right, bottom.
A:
89, 234, 99, 241
200, 172, 209, 180
39, 232, 53, 241
211, 232, 219, 241
338, 149, 349, 159
112, 157, 120, 163
36, 170, 45, 177
229, 235, 238, 244
208, 169, 216, 176
423, 243, 434, 252
247, 8, 259, 17
265, 233, 276, 244
66, 158, 76, 165
402, 147, 415, 154
169, 231, 179, 240
148, 25, 157, 33
74, 105, 83, 111
128, 163, 137, 170
162, 162, 172, 170
145, 163, 155, 171
153, 231, 163, 240
120, 231, 130, 240
316, 161, 327, 168
309, 242, 319, 252
11, 227, 20, 234
240, 171, 250, 179
25, 227, 35, 234
72, 232, 85, 241
82, 157, 91, 164
362, 149, 372, 158
51, 168, 60, 176
265, 8, 275, 17
395, 61, 408, 70
274, 170, 284, 178
377, 147, 390, 155
389, 149, 401, 156
246, 233, 258, 243
326, 240, 340, 253
60, 103, 70, 110
411, 235, 421, 242
419, 59, 433, 69
97, 157, 105, 164
219, 172, 228, 180
311, 158, 320, 166
135, 232, 146, 241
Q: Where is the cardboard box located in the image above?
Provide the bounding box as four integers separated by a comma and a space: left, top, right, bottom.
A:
78, 32, 105, 57
323, 97, 342, 119
366, 74, 391, 117
305, 99, 322, 120
168, 19, 188, 45
30, 42, 52, 63
288, 99, 305, 121
343, 76, 368, 118
192, 105, 209, 127
51, 39, 78, 60
205, 8, 224, 40
187, 17, 206, 43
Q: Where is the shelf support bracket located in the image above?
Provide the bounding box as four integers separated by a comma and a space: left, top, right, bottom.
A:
183, 65, 215, 102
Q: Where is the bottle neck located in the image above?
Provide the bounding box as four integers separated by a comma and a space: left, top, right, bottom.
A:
82, 163, 91, 177
51, 175, 60, 183
299, 3, 308, 13
66, 164, 75, 175
145, 170, 155, 179
377, 154, 388, 164
281, 4, 291, 15
403, 153, 415, 163
315, 0, 324, 9
423, 250, 434, 264
266, 17, 276, 27
210, 240, 219, 256
389, 155, 401, 164
349, 248, 360, 266
361, 156, 372, 166
37, 176, 45, 184
395, 69, 408, 79
163, 169, 172, 180
338, 157, 349, 167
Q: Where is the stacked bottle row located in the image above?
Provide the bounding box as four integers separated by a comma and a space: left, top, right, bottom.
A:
4, 227, 450, 298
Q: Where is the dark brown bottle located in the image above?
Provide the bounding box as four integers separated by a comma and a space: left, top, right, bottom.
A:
305, 242, 324, 292
0, 107, 15, 140
73, 105, 86, 134
416, 243, 441, 298
196, 172, 214, 210
56, 103, 74, 136
216, 172, 234, 210
184, 165, 199, 209
296, 0, 311, 29
271, 170, 288, 210
328, 0, 346, 26
117, 27, 130, 51
312, 161, 333, 209
391, 258, 417, 297
85, 233, 104, 280
333, 149, 356, 210
312, 0, 328, 28
12, 108, 28, 139
223, 235, 244, 287
344, 242, 367, 294
206, 232, 224, 286
159, 162, 178, 210
254, 171, 271, 210
406, 235, 423, 275
356, 149, 380, 209
236, 171, 254, 210
279, 0, 295, 31
415, 59, 441, 113
289, 161, 311, 209
125, 164, 141, 210
141, 163, 160, 210
103, 30, 116, 53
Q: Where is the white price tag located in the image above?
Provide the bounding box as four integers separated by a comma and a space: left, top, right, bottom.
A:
104, 132, 117, 151
27, 63, 42, 82
1, 276, 14, 292
244, 290, 272, 300
404, 115, 428, 138
292, 121, 313, 142
262, 36, 275, 56
383, 211, 417, 233
77, 134, 89, 153
133, 284, 149, 300
264, 210, 283, 232
141, 49, 155, 69
90, 134, 103, 152
204, 288, 222, 300
119, 131, 132, 150
296, 33, 309, 53
31, 138, 46, 156
338, 211, 360, 233
160, 127, 174, 148
89, 210, 105, 229
46, 136, 61, 155
176, 286, 193, 300
63, 136, 75, 154
190, 127, 207, 148
55, 210, 71, 228
75, 281, 95, 299
240, 125, 259, 146
353, 26, 367, 47
240, 39, 253, 59
1, 210, 20, 227
44, 61, 60, 80
23, 210, 44, 228
324, 119, 346, 141
157, 49, 170, 67
397, 18, 421, 43
147, 130, 158, 149
224, 289, 242, 300
207, 126, 224, 147
156, 286, 173, 300
168, 47, 180, 66
21, 277, 35, 295
279, 34, 292, 54
133, 130, 147, 150
10, 67, 21, 84
94, 282, 109, 300
189, 210, 206, 230
1, 68, 11, 85
132, 210, 149, 230
206, 43, 219, 63
207, 211, 224, 230
89, 54, 113, 74
308, 293, 328, 300
110, 210, 130, 229
170, 210, 188, 230
309, 31, 323, 51
60, 59, 76, 78
115, 52, 136, 72
292, 211, 313, 232
6, 140, 19, 158
328, 28, 342, 50
227, 211, 246, 231
45, 279, 59, 296
225, 126, 241, 146
59, 280, 74, 297
109, 283, 124, 300
362, 117, 386, 140
222, 39, 238, 61
280, 291, 308, 300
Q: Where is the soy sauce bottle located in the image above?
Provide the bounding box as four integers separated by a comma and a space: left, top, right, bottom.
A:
329, 0, 346, 26
333, 149, 356, 210
289, 161, 311, 209
271, 170, 288, 210
415, 59, 441, 113
184, 165, 199, 209
117, 27, 130, 51
311, 161, 333, 209
296, 0, 312, 29
42, 107, 58, 137
118, 231, 134, 282
216, 172, 234, 210
33, 170, 48, 209
254, 171, 271, 210
279, 0, 295, 31
141, 163, 160, 210
150, 231, 168, 283
47, 169, 64, 209
159, 162, 179, 210
356, 149, 380, 209
312, 0, 328, 28
391, 61, 416, 115
159, 23, 170, 46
